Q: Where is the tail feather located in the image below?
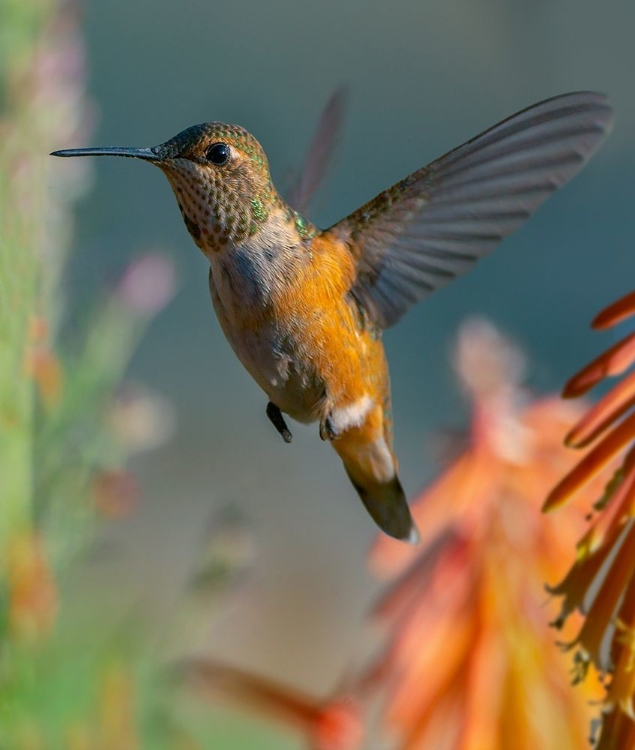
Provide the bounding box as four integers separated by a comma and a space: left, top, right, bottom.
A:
330, 399, 419, 543
345, 468, 419, 543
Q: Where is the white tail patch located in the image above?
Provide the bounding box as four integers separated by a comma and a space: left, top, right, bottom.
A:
368, 435, 396, 482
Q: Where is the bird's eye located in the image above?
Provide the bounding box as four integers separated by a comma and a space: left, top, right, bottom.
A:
206, 142, 230, 165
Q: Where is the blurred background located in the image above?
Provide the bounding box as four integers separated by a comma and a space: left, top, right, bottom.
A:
3, 0, 634, 746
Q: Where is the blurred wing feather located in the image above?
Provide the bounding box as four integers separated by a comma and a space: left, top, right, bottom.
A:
287, 86, 347, 213
329, 91, 613, 328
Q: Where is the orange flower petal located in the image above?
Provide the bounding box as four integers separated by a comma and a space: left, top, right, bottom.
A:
593, 290, 635, 330
575, 524, 635, 669
311, 700, 364, 750
401, 682, 462, 750
579, 464, 635, 556
370, 531, 468, 624
563, 333, 635, 399
389, 609, 474, 733
543, 412, 635, 512
456, 624, 506, 750
611, 578, 635, 680
606, 617, 635, 719
566, 370, 635, 448
181, 659, 318, 729
180, 658, 364, 749
368, 452, 484, 577
547, 532, 618, 626
595, 706, 635, 750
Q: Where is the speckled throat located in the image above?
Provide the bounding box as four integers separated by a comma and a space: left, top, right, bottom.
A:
159, 156, 317, 257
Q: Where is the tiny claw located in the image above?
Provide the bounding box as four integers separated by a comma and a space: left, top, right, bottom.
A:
266, 402, 293, 444
319, 415, 339, 442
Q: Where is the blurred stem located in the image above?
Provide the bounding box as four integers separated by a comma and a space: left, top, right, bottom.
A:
0, 1, 54, 552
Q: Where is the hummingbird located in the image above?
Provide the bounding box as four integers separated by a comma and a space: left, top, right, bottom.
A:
52, 91, 613, 542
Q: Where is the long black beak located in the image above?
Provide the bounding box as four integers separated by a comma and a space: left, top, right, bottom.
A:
50, 146, 163, 162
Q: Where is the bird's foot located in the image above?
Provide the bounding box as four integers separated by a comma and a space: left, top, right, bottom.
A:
319, 414, 340, 442
266, 402, 293, 444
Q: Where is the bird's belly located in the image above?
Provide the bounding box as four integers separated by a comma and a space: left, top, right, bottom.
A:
208, 263, 324, 421
223, 323, 324, 422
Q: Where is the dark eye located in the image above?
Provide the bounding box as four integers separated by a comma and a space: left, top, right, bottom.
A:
206, 142, 230, 165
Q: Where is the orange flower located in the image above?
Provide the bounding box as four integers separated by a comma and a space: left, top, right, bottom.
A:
6, 530, 58, 641
544, 289, 635, 748
177, 321, 614, 749
180, 659, 364, 750
367, 319, 608, 749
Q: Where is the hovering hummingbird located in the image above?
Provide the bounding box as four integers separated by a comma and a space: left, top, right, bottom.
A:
52, 91, 613, 542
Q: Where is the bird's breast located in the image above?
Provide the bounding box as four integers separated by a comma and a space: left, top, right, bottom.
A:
208, 239, 327, 421
207, 231, 370, 423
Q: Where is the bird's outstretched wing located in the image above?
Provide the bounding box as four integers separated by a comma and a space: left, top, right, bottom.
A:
287, 86, 347, 214
328, 92, 613, 329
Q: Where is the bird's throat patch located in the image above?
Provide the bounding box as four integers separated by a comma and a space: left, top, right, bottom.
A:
178, 202, 201, 242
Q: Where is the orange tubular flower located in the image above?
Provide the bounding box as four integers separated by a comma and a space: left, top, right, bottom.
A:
368, 320, 610, 750
180, 659, 364, 750
543, 289, 635, 749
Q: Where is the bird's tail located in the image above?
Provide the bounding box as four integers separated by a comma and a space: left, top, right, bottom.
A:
346, 468, 419, 543
334, 432, 419, 543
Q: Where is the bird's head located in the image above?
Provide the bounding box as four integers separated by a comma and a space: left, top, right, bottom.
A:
52, 122, 293, 253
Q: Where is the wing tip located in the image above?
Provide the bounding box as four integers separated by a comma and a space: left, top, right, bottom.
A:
540, 90, 615, 131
